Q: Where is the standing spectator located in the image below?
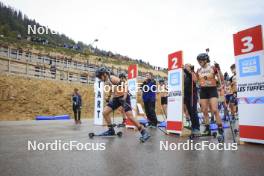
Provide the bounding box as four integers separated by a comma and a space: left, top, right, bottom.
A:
184, 64, 200, 134
142, 72, 158, 127
50, 65, 56, 79
72, 88, 82, 124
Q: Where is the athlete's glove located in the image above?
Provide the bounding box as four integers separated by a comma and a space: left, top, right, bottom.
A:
214, 62, 220, 70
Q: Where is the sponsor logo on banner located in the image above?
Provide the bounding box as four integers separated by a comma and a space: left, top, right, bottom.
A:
128, 79, 136, 93
238, 82, 264, 93
169, 72, 180, 86
168, 91, 182, 97
239, 55, 261, 77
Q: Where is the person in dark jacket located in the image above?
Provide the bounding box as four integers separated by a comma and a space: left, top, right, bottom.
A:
72, 88, 82, 124
184, 64, 200, 134
142, 72, 158, 127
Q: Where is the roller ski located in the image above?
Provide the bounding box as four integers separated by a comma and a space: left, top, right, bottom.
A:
89, 128, 122, 139
189, 126, 217, 139
139, 129, 151, 143
227, 115, 238, 143
216, 127, 225, 143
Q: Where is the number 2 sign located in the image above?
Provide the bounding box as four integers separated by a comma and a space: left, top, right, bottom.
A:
233, 25, 263, 56
168, 51, 183, 70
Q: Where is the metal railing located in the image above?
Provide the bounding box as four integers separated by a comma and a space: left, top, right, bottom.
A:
0, 47, 97, 84
0, 46, 161, 84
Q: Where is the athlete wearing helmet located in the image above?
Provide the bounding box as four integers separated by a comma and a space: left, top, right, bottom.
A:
95, 67, 150, 142
196, 53, 224, 140
229, 64, 238, 120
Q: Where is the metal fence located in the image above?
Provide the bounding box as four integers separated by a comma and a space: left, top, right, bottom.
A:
0, 46, 159, 84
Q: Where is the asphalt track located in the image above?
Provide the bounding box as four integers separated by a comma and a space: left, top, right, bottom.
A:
0, 119, 263, 176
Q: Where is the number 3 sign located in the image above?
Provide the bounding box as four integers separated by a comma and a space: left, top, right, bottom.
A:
233, 25, 263, 56
168, 51, 183, 70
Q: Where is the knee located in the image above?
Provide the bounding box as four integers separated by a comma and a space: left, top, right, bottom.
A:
201, 107, 208, 113
103, 109, 109, 117
211, 108, 218, 114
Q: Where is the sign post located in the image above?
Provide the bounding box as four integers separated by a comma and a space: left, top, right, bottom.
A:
126, 64, 138, 128
233, 25, 264, 144
94, 78, 104, 125
167, 51, 183, 134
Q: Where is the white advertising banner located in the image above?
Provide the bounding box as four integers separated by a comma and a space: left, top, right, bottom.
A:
94, 78, 104, 125
167, 51, 183, 134
233, 25, 264, 144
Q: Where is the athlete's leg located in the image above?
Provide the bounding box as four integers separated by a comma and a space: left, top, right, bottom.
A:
103, 106, 113, 125
162, 104, 167, 116
125, 110, 143, 130
200, 99, 209, 124
209, 97, 222, 125
200, 99, 211, 134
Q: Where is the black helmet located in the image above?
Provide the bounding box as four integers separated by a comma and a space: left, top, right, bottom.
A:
95, 67, 109, 78
118, 72, 126, 79
230, 64, 235, 69
197, 53, 210, 63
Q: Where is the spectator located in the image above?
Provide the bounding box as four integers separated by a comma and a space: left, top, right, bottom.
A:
72, 88, 82, 124
141, 72, 158, 127
184, 64, 200, 134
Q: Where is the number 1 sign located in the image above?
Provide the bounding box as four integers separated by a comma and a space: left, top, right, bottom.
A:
128, 64, 138, 79
233, 25, 264, 144
126, 64, 138, 128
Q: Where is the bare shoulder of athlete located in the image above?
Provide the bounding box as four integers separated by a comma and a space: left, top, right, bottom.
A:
109, 75, 121, 85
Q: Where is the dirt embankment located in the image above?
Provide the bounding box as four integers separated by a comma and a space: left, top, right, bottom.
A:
0, 74, 94, 120
0, 74, 163, 121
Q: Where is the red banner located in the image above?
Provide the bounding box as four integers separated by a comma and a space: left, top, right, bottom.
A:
233, 25, 263, 56
168, 51, 183, 71
128, 64, 138, 79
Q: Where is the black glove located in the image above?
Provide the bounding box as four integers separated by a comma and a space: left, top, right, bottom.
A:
190, 65, 194, 72
214, 62, 220, 70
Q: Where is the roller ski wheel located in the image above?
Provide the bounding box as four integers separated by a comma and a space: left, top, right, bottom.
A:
89, 132, 95, 139
189, 134, 196, 140
217, 135, 225, 143
116, 131, 123, 137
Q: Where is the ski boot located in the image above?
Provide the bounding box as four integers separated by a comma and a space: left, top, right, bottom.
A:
139, 129, 151, 143
203, 124, 211, 136
217, 127, 225, 143
99, 127, 115, 136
